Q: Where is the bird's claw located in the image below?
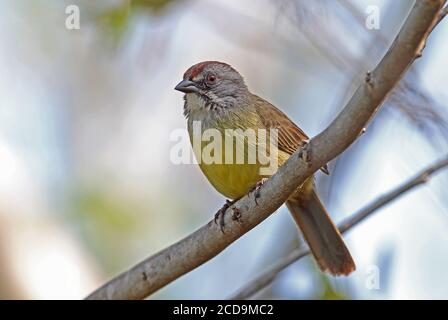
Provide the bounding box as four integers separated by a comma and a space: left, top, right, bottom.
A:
250, 178, 268, 205
231, 207, 242, 221
214, 199, 239, 233
298, 139, 312, 166
298, 139, 329, 174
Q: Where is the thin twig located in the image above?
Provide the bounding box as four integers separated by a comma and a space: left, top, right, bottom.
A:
86, 1, 446, 300
230, 156, 448, 299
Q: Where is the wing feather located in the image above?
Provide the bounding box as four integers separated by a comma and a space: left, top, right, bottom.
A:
252, 94, 308, 155
252, 94, 329, 175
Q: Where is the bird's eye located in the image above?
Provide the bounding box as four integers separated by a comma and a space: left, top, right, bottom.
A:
205, 73, 217, 85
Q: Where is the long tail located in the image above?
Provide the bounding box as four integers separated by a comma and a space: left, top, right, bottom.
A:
286, 190, 355, 276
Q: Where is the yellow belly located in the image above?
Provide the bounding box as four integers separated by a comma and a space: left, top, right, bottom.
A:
188, 110, 293, 199
199, 162, 263, 199
197, 142, 291, 199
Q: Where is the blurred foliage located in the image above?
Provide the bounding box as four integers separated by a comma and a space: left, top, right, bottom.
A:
96, 2, 131, 43
133, 0, 182, 13
71, 188, 145, 272
76, 189, 139, 231
96, 0, 183, 43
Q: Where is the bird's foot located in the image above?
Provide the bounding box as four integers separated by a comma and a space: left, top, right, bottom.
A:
298, 139, 329, 174
298, 139, 312, 165
249, 178, 268, 205
214, 199, 239, 233
231, 207, 242, 221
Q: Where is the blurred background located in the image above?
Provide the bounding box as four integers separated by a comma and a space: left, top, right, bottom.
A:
0, 0, 447, 299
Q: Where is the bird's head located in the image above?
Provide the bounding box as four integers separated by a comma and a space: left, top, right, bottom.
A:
175, 61, 250, 116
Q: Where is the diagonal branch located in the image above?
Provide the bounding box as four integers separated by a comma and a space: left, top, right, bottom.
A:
86, 0, 446, 300
230, 156, 448, 300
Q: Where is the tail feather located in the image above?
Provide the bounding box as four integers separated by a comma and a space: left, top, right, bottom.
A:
286, 190, 355, 276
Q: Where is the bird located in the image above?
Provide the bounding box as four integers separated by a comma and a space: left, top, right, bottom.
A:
174, 61, 355, 276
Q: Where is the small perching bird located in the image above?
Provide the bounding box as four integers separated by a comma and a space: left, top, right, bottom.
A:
175, 61, 355, 276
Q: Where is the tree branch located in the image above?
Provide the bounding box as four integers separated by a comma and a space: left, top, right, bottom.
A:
230, 156, 448, 299
86, 0, 446, 300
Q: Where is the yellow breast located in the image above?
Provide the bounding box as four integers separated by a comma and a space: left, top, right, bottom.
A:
188, 114, 289, 199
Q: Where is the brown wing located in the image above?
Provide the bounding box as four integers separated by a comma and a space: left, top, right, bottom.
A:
253, 94, 329, 175
252, 94, 308, 154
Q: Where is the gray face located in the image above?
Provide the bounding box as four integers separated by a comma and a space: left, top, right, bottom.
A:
175, 62, 250, 111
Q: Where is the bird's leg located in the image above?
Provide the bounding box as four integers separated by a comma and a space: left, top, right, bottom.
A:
214, 198, 240, 232
249, 178, 268, 205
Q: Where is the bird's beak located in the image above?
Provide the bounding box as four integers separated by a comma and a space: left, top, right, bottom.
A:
174, 79, 199, 93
